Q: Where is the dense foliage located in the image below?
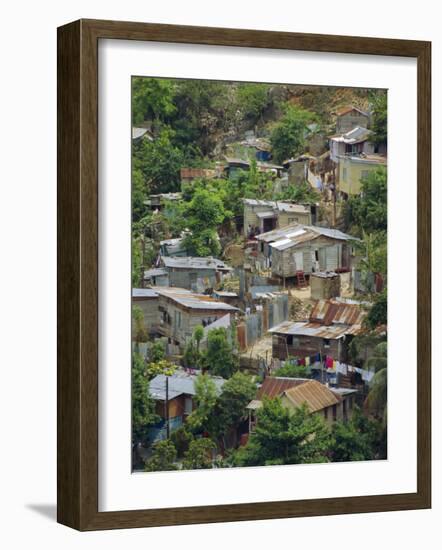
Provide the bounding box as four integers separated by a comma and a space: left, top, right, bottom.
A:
270, 105, 317, 163
233, 399, 332, 466
132, 353, 158, 444
346, 166, 387, 235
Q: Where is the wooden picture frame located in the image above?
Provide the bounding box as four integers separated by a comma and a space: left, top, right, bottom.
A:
57, 19, 431, 531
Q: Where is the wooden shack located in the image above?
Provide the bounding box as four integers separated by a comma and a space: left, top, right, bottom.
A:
270, 298, 366, 362
255, 223, 357, 282
310, 272, 341, 300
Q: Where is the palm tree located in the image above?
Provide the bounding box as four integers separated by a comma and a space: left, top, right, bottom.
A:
365, 342, 387, 424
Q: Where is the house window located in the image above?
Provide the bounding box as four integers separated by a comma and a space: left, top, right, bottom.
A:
184, 397, 193, 416
323, 338, 330, 348
332, 404, 337, 421
324, 408, 328, 420
286, 335, 293, 346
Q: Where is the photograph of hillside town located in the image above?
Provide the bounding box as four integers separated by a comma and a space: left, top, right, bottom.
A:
131, 77, 388, 473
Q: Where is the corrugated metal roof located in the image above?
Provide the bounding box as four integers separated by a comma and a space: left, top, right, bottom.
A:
152, 287, 238, 311
162, 256, 231, 271
336, 105, 369, 117
132, 127, 148, 139
256, 377, 307, 399
213, 291, 238, 298
246, 399, 263, 410
144, 268, 168, 278
310, 298, 366, 326
256, 210, 277, 219
149, 371, 225, 401
282, 380, 339, 413
269, 321, 359, 339
132, 288, 159, 298
330, 126, 372, 144
257, 222, 355, 246
243, 199, 310, 214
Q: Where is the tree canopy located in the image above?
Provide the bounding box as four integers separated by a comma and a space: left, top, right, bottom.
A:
270, 105, 316, 163
233, 399, 331, 467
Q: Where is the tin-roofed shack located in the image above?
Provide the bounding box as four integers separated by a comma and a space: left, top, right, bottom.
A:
255, 223, 358, 282
160, 256, 232, 292
269, 298, 367, 362
243, 198, 312, 237
149, 370, 225, 437
137, 286, 238, 349
246, 377, 356, 432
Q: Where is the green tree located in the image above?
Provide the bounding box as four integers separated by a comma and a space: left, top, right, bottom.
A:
233, 399, 331, 466
366, 341, 388, 372
273, 363, 309, 378
214, 372, 256, 435
275, 181, 320, 205
132, 353, 159, 443
355, 230, 387, 279
331, 407, 380, 462
149, 340, 166, 362
366, 354, 387, 420
132, 168, 147, 222
369, 91, 387, 147
365, 289, 387, 329
202, 328, 238, 379
170, 426, 194, 458
144, 439, 178, 472
132, 77, 177, 126
133, 128, 184, 194
270, 105, 316, 163
236, 83, 269, 124
183, 438, 216, 470
146, 359, 176, 380
132, 236, 143, 287
132, 305, 147, 343
346, 166, 387, 234
182, 188, 228, 256
186, 374, 219, 432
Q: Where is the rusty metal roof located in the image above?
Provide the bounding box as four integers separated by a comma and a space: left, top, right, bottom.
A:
269, 321, 362, 339
282, 380, 340, 413
256, 377, 308, 399
152, 286, 238, 312
310, 299, 366, 326
336, 105, 369, 117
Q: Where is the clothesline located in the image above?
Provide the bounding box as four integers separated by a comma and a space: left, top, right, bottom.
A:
283, 355, 375, 383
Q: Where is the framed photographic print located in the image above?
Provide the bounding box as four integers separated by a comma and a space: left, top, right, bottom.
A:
57, 19, 431, 530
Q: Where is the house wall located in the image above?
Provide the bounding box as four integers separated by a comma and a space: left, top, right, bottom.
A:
244, 204, 312, 236
270, 238, 350, 278
277, 210, 312, 227
310, 274, 341, 300
280, 393, 354, 424
132, 296, 160, 333
287, 161, 308, 185
338, 157, 384, 196
157, 295, 231, 347
244, 204, 275, 235
272, 333, 344, 361
336, 111, 369, 133
168, 267, 219, 292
